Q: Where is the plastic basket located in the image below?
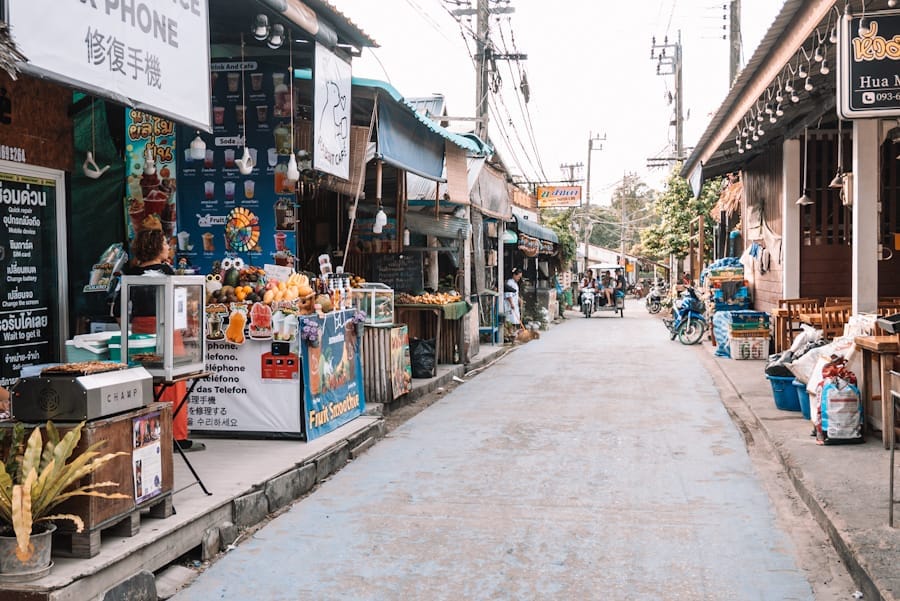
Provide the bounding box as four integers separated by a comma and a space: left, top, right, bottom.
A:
729, 328, 771, 338
767, 375, 801, 411
792, 379, 811, 419
729, 337, 768, 360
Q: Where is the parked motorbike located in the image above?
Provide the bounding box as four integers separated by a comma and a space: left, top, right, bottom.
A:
581, 287, 595, 318
662, 286, 707, 345
645, 282, 665, 314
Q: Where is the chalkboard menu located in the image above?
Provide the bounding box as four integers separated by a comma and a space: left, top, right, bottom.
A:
0, 170, 63, 388
371, 253, 424, 293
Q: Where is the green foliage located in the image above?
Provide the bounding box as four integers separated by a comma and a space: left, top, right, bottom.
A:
640, 165, 720, 261
539, 209, 578, 267
0, 422, 128, 562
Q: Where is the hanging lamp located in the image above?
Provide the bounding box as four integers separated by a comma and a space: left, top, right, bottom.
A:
82, 98, 110, 179
284, 30, 301, 186
797, 126, 814, 206
829, 119, 845, 188
235, 33, 256, 175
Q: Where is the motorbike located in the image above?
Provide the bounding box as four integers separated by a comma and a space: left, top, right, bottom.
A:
580, 287, 595, 318
662, 286, 707, 345
645, 282, 665, 314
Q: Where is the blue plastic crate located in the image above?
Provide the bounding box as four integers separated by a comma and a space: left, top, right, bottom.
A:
767, 374, 801, 412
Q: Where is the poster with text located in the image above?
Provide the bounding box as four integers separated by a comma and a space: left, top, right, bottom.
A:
313, 42, 351, 180
0, 170, 63, 389
132, 411, 163, 504
299, 309, 366, 440
177, 59, 297, 275
390, 325, 412, 399
124, 110, 178, 241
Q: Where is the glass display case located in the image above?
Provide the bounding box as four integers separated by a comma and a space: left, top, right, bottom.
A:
120, 275, 206, 380
351, 283, 394, 325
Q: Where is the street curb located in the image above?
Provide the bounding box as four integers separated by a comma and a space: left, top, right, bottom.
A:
701, 349, 886, 601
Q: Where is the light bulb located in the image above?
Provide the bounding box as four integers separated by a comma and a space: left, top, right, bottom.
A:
820, 61, 830, 75
785, 80, 794, 93
757, 126, 764, 136
765, 103, 774, 115
829, 27, 837, 44
891, 0, 899, 7
804, 78, 814, 92
746, 141, 753, 150
775, 104, 784, 117
752, 133, 759, 141
776, 90, 784, 103
791, 92, 800, 103
859, 18, 870, 36
189, 134, 206, 160
738, 146, 745, 154
798, 64, 808, 78
757, 111, 764, 122
769, 115, 777, 124
814, 46, 824, 62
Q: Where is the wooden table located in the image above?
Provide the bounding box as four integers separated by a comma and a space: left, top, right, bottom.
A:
772, 307, 789, 353
798, 312, 822, 326
855, 335, 900, 449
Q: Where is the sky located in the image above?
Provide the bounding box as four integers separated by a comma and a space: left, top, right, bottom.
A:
332, 0, 786, 205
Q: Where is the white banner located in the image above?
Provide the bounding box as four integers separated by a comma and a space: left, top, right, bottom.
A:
189, 340, 303, 437
8, 0, 211, 131
313, 42, 351, 180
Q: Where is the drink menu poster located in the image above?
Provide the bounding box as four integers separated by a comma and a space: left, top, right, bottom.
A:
177, 59, 298, 275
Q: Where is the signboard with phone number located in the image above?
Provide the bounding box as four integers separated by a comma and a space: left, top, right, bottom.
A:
838, 11, 900, 118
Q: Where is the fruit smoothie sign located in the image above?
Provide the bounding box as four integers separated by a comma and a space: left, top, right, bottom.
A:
0, 168, 66, 388
299, 309, 366, 440
124, 110, 178, 241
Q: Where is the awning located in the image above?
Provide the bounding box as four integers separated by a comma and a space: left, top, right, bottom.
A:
513, 215, 558, 244
405, 211, 471, 240
376, 97, 445, 180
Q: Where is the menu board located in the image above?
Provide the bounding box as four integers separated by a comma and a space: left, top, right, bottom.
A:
0, 170, 63, 387
177, 59, 297, 275
371, 253, 424, 293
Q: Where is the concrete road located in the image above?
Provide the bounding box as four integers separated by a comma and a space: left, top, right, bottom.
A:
175, 301, 819, 601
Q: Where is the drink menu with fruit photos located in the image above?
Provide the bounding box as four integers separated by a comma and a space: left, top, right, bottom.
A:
176, 59, 298, 275
124, 110, 178, 243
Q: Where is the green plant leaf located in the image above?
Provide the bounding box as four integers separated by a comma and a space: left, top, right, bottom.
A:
21, 427, 42, 480
11, 468, 35, 562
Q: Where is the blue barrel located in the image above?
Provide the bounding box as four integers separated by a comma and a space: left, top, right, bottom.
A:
792, 379, 811, 420
766, 374, 801, 412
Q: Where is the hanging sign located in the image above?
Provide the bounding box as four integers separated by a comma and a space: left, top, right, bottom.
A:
536, 186, 582, 208
313, 42, 351, 180
7, 0, 211, 131
838, 11, 900, 118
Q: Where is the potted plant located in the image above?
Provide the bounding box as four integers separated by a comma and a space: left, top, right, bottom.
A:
0, 421, 128, 581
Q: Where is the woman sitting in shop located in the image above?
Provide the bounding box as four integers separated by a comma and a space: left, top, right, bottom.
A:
122, 217, 204, 452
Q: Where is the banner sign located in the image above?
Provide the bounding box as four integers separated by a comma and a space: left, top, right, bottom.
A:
313, 42, 351, 180
125, 110, 178, 241
838, 11, 900, 118
299, 310, 366, 440
0, 168, 65, 390
8, 0, 211, 131
132, 411, 163, 504
177, 59, 297, 274
390, 325, 412, 400
536, 186, 582, 208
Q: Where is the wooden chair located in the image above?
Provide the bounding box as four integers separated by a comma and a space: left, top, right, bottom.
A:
878, 301, 900, 316
780, 298, 820, 348
820, 304, 852, 340
825, 296, 851, 306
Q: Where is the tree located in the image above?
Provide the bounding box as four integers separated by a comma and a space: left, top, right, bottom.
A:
640, 164, 720, 262
608, 173, 657, 255
540, 209, 578, 268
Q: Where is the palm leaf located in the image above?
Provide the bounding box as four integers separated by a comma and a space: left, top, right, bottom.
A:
36, 513, 84, 533
11, 468, 35, 562
20, 427, 41, 480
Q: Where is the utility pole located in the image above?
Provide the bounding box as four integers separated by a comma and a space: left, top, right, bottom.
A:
559, 162, 583, 185
729, 0, 741, 85
451, 1, 522, 142
650, 31, 684, 162
585, 132, 606, 205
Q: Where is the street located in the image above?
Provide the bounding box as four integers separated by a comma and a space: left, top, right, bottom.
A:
174, 300, 854, 601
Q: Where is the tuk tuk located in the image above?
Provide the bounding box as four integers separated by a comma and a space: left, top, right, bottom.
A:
584, 263, 626, 317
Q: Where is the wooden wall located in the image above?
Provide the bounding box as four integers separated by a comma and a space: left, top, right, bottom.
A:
743, 146, 783, 313
878, 140, 900, 297
0, 72, 73, 172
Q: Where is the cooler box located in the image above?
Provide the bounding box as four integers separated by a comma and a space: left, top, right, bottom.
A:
767, 374, 801, 411
109, 334, 156, 365
65, 331, 118, 363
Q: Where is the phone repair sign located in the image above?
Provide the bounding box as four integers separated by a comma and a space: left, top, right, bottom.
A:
8, 0, 211, 131
838, 10, 900, 119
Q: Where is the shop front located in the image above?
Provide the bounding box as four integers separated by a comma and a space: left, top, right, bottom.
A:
508, 210, 560, 324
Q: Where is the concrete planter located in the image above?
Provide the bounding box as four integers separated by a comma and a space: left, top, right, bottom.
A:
0, 522, 55, 582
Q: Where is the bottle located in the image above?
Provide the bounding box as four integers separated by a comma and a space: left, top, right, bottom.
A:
453, 344, 460, 363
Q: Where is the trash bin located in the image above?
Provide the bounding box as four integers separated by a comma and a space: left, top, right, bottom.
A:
767, 374, 801, 412
792, 379, 811, 420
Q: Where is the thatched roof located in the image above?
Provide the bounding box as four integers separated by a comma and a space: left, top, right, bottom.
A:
711, 174, 742, 222
0, 22, 26, 80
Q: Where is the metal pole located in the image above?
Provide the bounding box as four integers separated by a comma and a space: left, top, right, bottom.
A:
475, 0, 489, 141
729, 0, 741, 85
675, 30, 684, 160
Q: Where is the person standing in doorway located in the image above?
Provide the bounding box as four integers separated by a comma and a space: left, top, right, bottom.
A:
504, 267, 524, 341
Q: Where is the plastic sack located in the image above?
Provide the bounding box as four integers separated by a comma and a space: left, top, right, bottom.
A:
815, 356, 863, 444
409, 337, 436, 379
845, 313, 877, 338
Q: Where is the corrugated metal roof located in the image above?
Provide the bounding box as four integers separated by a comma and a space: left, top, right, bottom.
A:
680, 0, 835, 181
300, 0, 379, 48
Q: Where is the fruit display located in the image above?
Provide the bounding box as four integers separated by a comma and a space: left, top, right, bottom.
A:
396, 291, 462, 305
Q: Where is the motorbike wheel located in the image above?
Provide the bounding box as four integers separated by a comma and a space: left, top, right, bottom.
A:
583, 304, 591, 318
678, 318, 706, 345
648, 300, 661, 314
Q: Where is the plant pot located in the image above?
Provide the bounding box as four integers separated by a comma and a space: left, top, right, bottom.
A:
0, 522, 55, 582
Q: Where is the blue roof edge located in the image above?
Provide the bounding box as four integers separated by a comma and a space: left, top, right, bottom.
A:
294, 69, 491, 156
